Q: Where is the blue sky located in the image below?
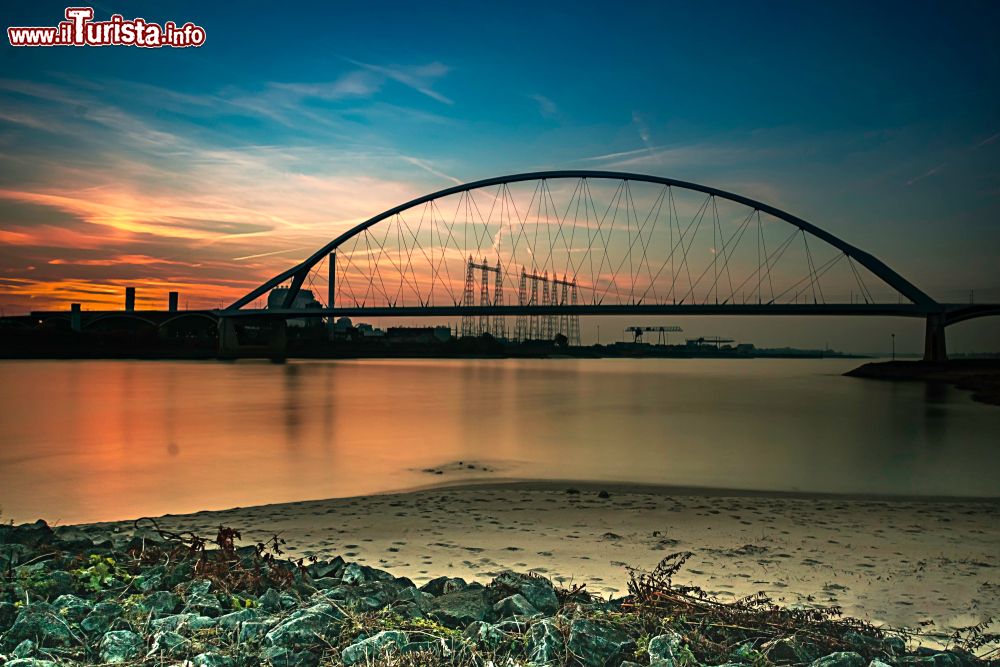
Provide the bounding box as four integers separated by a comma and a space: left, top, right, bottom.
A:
1, 1, 998, 350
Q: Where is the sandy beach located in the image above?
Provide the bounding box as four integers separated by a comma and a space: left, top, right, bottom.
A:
85, 478, 998, 642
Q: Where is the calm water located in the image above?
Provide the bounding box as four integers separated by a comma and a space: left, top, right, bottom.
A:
0, 358, 998, 524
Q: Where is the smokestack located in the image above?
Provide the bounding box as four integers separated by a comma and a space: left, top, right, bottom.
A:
125, 287, 135, 311
168, 291, 179, 312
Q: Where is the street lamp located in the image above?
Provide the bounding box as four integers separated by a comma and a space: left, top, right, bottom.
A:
891, 333, 895, 361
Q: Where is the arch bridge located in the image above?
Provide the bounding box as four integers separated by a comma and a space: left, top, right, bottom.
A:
215, 170, 995, 361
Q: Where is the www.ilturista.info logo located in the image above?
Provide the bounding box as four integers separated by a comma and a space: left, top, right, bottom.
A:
7, 7, 206, 48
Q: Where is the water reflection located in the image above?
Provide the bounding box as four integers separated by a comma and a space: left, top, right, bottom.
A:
0, 358, 997, 524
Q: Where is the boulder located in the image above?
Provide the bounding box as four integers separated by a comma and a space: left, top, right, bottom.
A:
261, 645, 320, 667
150, 612, 216, 633
99, 629, 145, 663
191, 651, 236, 667
80, 601, 124, 634
493, 570, 560, 614
567, 618, 635, 667
420, 576, 469, 596
264, 602, 342, 650
134, 590, 182, 616
5, 604, 76, 647
341, 630, 408, 666
494, 593, 540, 618
649, 631, 685, 663
147, 629, 189, 657
50, 594, 92, 623
11, 639, 36, 658
428, 588, 494, 628
238, 620, 270, 643
811, 652, 866, 667
307, 556, 345, 579
217, 607, 259, 631
526, 619, 565, 665
341, 562, 393, 586
465, 620, 506, 651
184, 579, 224, 617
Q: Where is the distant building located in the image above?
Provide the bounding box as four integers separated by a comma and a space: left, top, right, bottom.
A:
267, 287, 322, 327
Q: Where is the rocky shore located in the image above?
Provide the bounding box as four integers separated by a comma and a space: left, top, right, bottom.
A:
1, 519, 995, 667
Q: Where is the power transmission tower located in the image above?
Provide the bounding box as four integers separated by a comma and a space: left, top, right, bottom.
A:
492, 259, 506, 340
462, 255, 476, 337
516, 267, 528, 341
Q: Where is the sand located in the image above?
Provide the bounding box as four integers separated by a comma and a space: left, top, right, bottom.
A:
93, 478, 999, 642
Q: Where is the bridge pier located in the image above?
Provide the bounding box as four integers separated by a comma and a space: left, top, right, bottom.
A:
923, 313, 947, 362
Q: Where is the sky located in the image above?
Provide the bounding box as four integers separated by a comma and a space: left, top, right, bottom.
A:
1, 0, 998, 352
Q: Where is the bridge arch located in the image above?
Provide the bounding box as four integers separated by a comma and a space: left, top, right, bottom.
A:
227, 170, 938, 312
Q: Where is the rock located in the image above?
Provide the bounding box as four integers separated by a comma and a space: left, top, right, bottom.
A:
150, 612, 216, 633
649, 631, 685, 662
494, 593, 540, 618
147, 629, 189, 657
135, 590, 182, 616
526, 619, 565, 665
184, 579, 224, 617
350, 580, 398, 612
307, 556, 345, 579
260, 645, 320, 667
341, 630, 408, 666
5, 604, 76, 647
884, 637, 906, 656
99, 629, 145, 663
428, 588, 494, 628
465, 620, 506, 651
393, 585, 436, 611
217, 607, 259, 631
239, 620, 270, 643
264, 602, 342, 650
811, 652, 866, 667
420, 576, 469, 596
567, 618, 635, 667
493, 570, 560, 614
341, 562, 393, 585
11, 639, 36, 658
191, 651, 236, 667
259, 588, 283, 612
4, 520, 55, 548
50, 594, 92, 623
81, 601, 124, 634
598, 490, 611, 498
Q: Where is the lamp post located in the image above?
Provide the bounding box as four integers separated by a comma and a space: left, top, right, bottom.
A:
891, 333, 895, 361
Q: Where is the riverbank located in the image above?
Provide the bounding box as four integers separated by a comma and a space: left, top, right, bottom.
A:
4, 510, 995, 667
846, 359, 1000, 406
77, 481, 999, 642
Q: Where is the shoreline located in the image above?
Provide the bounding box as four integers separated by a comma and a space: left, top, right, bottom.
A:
845, 359, 1000, 406
74, 480, 999, 637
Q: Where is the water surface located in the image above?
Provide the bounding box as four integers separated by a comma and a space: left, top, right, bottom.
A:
0, 358, 997, 524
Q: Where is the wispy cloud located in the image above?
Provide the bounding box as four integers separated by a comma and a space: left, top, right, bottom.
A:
906, 163, 946, 186
400, 156, 462, 185
529, 94, 558, 119
346, 59, 453, 105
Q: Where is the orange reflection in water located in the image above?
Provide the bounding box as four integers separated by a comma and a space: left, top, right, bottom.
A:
0, 358, 998, 525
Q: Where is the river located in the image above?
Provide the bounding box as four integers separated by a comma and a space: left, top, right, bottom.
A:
0, 358, 997, 524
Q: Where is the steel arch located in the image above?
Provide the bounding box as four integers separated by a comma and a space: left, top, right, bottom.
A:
226, 171, 938, 311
